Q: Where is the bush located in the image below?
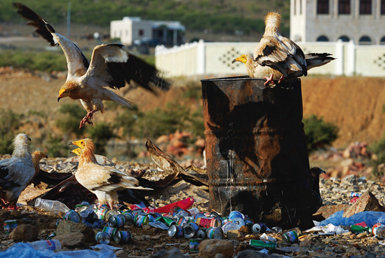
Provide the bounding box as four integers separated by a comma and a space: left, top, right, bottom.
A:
56, 103, 86, 137
369, 138, 385, 177
0, 50, 66, 72
303, 115, 338, 153
43, 134, 70, 157
0, 109, 23, 154
87, 122, 115, 155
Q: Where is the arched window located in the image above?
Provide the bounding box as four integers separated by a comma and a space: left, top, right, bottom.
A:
338, 35, 350, 42
380, 36, 385, 45
317, 0, 329, 14
360, 0, 372, 14
316, 35, 329, 42
359, 35, 372, 45
382, 0, 385, 14
339, 0, 351, 14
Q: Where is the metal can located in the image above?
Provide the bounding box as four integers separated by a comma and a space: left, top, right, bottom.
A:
207, 227, 223, 239
102, 226, 117, 237
121, 210, 134, 223
3, 219, 17, 233
135, 215, 149, 227
176, 216, 188, 226
183, 222, 199, 239
189, 239, 200, 253
196, 217, 222, 228
113, 230, 131, 244
108, 214, 126, 228
283, 230, 298, 243
63, 210, 81, 223
105, 209, 120, 222
95, 231, 110, 244
252, 223, 267, 234
95, 207, 108, 220
159, 216, 176, 227
229, 211, 244, 220
196, 229, 206, 240
172, 207, 190, 217
147, 213, 161, 222
168, 224, 183, 238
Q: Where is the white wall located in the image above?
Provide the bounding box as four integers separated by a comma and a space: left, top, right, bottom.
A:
155, 40, 385, 77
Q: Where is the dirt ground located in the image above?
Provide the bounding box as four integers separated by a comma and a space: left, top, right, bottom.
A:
0, 70, 384, 148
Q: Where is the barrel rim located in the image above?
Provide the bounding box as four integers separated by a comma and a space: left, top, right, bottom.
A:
201, 76, 265, 83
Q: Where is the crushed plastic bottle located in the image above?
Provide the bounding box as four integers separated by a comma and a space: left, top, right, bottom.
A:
34, 198, 70, 216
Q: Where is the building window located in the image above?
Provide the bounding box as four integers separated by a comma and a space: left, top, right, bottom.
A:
316, 35, 329, 42
338, 35, 350, 42
359, 35, 372, 45
380, 36, 385, 45
360, 0, 372, 14
317, 0, 329, 14
339, 0, 351, 14
138, 29, 144, 36
382, 0, 385, 14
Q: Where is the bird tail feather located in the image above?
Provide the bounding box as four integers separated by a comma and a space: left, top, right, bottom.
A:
305, 53, 335, 70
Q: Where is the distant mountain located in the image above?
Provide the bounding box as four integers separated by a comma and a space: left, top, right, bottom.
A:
2, 0, 289, 36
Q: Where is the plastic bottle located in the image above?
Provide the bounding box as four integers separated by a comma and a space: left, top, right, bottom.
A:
34, 198, 70, 216
249, 239, 277, 249
27, 239, 62, 251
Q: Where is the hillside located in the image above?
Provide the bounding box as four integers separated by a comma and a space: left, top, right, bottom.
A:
0, 69, 384, 150
0, 0, 290, 38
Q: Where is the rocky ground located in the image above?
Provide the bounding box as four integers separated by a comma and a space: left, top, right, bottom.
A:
0, 141, 385, 257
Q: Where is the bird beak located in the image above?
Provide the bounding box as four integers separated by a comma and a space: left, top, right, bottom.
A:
27, 136, 31, 141
72, 140, 82, 148
71, 148, 82, 156
232, 55, 246, 64
58, 88, 66, 102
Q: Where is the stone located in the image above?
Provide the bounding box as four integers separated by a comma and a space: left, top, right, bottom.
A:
343, 191, 385, 217
9, 224, 38, 242
199, 239, 234, 258
54, 232, 88, 248
56, 220, 95, 243
313, 204, 349, 220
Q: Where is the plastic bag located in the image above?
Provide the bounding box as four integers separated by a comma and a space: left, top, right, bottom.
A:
0, 242, 118, 258
319, 210, 385, 227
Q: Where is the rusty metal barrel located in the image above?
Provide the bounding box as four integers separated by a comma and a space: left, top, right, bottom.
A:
201, 76, 316, 229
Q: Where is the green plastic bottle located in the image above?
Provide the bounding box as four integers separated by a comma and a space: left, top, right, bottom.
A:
350, 225, 369, 233
249, 239, 277, 249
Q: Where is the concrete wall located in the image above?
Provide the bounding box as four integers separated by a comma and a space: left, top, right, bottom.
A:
155, 40, 385, 77
291, 0, 385, 44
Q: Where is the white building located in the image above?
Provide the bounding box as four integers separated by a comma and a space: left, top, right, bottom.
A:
110, 17, 185, 46
290, 0, 385, 44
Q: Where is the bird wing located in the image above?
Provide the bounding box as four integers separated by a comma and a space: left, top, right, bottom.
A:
254, 36, 305, 77
0, 158, 34, 200
13, 3, 89, 79
76, 163, 152, 194
84, 44, 170, 93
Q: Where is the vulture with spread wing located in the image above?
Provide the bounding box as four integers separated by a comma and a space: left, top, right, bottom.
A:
14, 3, 170, 128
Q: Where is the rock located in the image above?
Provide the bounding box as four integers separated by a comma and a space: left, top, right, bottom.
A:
313, 204, 349, 220
343, 191, 385, 217
151, 247, 188, 258
9, 224, 38, 242
54, 232, 88, 248
199, 239, 234, 258
56, 220, 95, 243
